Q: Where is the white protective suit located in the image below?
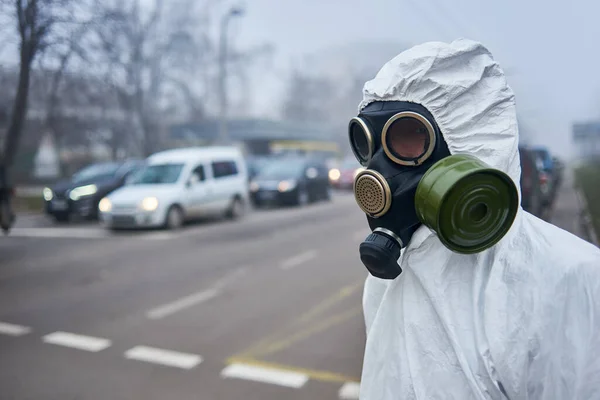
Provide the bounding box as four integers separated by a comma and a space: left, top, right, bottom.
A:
359, 39, 600, 400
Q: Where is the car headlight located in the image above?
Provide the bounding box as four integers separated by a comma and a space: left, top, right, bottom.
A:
249, 181, 260, 192
140, 197, 159, 211
98, 197, 112, 213
69, 184, 98, 201
278, 179, 297, 192
328, 168, 341, 181
43, 187, 53, 201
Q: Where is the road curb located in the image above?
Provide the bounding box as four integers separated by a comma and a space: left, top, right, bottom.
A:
575, 189, 599, 246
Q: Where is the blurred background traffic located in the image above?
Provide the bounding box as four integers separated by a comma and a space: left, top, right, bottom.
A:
0, 1, 599, 399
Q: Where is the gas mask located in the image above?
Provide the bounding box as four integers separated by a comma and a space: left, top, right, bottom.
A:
349, 101, 519, 280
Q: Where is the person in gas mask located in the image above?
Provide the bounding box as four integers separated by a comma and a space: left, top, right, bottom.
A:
351, 39, 600, 399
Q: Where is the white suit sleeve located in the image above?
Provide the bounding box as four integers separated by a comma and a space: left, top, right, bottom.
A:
362, 274, 390, 336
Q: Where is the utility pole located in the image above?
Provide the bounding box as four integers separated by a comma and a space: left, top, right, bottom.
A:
217, 6, 244, 145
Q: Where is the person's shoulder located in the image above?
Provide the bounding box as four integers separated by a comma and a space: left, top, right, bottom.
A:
518, 213, 600, 278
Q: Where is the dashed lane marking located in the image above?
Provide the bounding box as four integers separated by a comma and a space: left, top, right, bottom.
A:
42, 331, 112, 352
9, 228, 109, 239
221, 362, 309, 389
124, 346, 202, 369
146, 267, 248, 320
280, 250, 318, 270
0, 322, 32, 336
339, 381, 361, 399
1, 323, 361, 393
146, 288, 220, 320
226, 357, 360, 385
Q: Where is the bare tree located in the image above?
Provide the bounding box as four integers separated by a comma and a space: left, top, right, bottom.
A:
281, 70, 335, 124
0, 0, 100, 175
91, 0, 215, 156
40, 6, 125, 172
1, 0, 52, 171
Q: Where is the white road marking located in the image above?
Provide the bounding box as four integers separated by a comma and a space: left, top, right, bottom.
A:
280, 250, 318, 270
339, 382, 361, 399
221, 363, 309, 389
9, 228, 108, 239
0, 322, 31, 336
146, 288, 220, 320
141, 232, 177, 241
42, 331, 112, 352
124, 346, 202, 369
146, 267, 248, 320
211, 267, 248, 290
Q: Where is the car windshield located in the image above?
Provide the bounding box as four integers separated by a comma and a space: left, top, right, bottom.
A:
256, 160, 304, 180
73, 163, 121, 184
115, 161, 143, 178
129, 163, 185, 185
248, 157, 272, 172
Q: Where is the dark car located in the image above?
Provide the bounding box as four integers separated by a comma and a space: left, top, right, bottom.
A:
530, 146, 556, 206
246, 155, 277, 182
43, 160, 145, 222
250, 157, 332, 207
550, 156, 565, 198
519, 146, 545, 217
329, 158, 364, 190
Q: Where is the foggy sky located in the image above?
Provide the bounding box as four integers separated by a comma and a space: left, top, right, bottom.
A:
231, 0, 600, 158
1, 0, 597, 159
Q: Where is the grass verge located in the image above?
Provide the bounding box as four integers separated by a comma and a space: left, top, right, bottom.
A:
13, 195, 44, 213
575, 162, 600, 239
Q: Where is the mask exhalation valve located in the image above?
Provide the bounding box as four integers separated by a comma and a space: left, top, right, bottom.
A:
359, 228, 403, 280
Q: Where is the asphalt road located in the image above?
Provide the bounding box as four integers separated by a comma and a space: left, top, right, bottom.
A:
1, 192, 369, 400
0, 176, 591, 400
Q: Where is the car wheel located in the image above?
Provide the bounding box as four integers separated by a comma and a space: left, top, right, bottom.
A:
53, 212, 70, 223
165, 206, 184, 230
296, 189, 309, 207
226, 197, 245, 220
0, 199, 11, 233
323, 186, 333, 201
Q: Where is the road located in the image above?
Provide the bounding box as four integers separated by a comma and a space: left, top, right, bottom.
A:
0, 192, 369, 400
0, 175, 591, 400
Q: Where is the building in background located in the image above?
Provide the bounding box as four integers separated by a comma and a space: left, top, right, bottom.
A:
573, 121, 600, 160
169, 118, 340, 160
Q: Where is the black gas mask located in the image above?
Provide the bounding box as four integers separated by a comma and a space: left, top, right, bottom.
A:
349, 101, 520, 280
349, 101, 450, 279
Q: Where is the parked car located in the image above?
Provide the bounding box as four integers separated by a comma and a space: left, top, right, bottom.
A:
99, 146, 249, 230
249, 156, 331, 207
246, 155, 276, 182
550, 156, 565, 198
519, 146, 545, 217
42, 160, 145, 223
529, 146, 556, 206
328, 158, 365, 190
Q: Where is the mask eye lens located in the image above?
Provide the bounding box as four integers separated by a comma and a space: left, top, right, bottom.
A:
383, 113, 436, 166
349, 119, 373, 165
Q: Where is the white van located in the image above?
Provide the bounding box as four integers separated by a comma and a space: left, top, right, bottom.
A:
98, 146, 249, 229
